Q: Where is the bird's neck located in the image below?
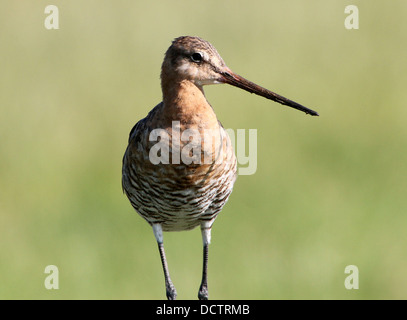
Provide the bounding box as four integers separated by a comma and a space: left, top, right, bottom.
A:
161, 78, 219, 128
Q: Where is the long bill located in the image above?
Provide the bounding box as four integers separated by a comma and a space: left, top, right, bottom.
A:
219, 69, 319, 116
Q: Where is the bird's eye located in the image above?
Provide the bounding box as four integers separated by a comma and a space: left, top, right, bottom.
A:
190, 52, 203, 63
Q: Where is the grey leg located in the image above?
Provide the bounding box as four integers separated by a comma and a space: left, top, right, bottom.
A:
198, 223, 211, 300
153, 224, 177, 300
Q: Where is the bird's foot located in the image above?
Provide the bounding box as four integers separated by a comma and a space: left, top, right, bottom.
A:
166, 282, 177, 300
198, 283, 208, 300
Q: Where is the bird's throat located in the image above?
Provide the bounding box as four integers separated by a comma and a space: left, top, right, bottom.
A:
161, 79, 219, 129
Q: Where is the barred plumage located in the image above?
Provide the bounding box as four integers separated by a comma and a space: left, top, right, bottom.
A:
122, 104, 237, 231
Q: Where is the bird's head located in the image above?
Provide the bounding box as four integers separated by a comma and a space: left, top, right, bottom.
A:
161, 36, 319, 116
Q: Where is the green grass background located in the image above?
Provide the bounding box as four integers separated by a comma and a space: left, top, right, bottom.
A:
1, 0, 406, 299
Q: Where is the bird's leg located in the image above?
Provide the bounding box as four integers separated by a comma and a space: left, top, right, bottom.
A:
198, 223, 211, 300
158, 243, 177, 300
198, 243, 209, 300
152, 224, 177, 300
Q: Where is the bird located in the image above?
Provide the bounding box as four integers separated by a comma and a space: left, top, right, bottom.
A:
122, 36, 319, 300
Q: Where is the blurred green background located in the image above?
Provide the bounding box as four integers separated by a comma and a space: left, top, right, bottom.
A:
1, 0, 406, 299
